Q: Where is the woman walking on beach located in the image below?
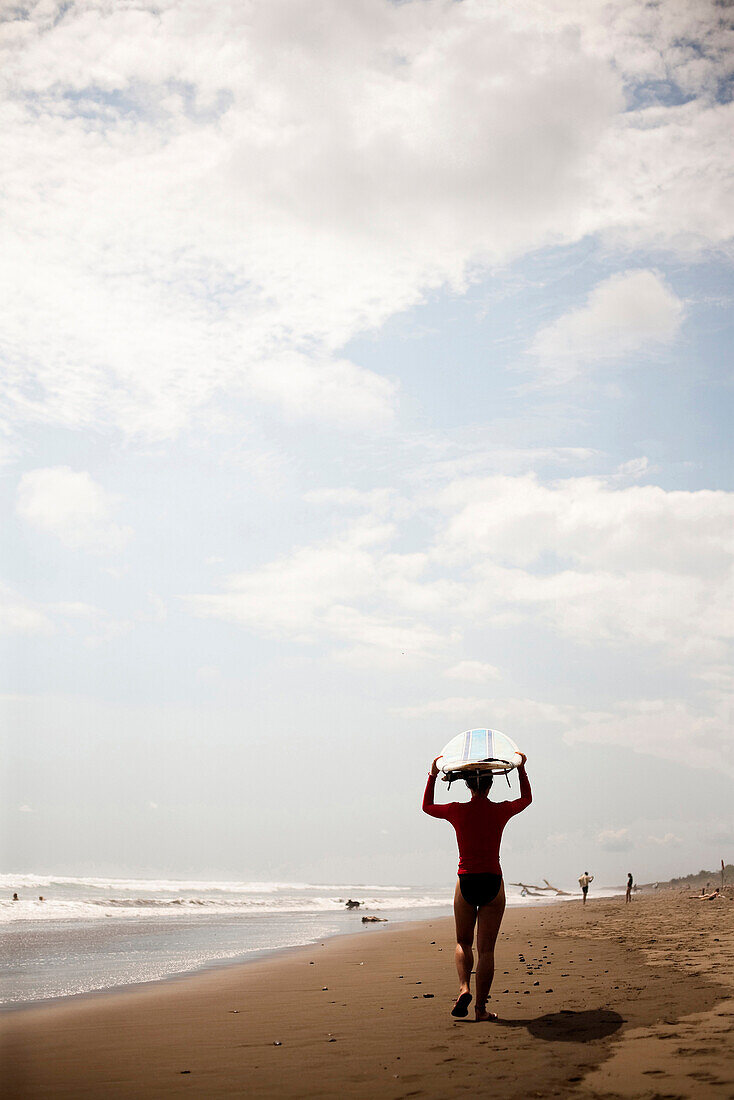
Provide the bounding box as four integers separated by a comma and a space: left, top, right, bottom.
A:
422, 752, 532, 1021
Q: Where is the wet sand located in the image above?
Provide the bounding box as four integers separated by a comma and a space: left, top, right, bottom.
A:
2, 893, 733, 1098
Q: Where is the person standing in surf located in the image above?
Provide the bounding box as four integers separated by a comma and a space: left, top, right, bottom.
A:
422, 751, 532, 1022
579, 871, 594, 904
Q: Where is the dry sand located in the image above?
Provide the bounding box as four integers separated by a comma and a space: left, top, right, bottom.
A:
2, 893, 733, 1098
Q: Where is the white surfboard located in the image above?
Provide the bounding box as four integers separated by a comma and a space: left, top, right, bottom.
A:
438, 727, 522, 781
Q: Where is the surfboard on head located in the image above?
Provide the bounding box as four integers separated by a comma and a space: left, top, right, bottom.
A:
438, 727, 522, 782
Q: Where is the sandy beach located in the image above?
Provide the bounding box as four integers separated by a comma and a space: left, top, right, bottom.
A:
2, 892, 733, 1098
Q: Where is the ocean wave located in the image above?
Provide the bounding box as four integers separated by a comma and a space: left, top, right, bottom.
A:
0, 893, 453, 924
0, 872, 406, 895
0, 874, 309, 894
0, 871, 607, 927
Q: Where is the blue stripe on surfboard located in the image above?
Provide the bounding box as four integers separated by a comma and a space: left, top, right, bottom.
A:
469, 728, 487, 760
440, 727, 518, 772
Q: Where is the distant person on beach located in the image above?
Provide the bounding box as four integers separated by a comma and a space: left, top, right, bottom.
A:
626, 873, 633, 904
579, 872, 594, 904
690, 888, 729, 901
423, 751, 532, 1022
12, 892, 19, 901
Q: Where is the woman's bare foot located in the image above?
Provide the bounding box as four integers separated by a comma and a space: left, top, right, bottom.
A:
475, 1005, 497, 1022
451, 991, 472, 1017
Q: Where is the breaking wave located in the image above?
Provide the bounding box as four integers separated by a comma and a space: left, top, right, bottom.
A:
0, 872, 449, 924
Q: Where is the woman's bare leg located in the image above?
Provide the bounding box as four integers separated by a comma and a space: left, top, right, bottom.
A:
452, 879, 477, 1011
475, 881, 506, 1020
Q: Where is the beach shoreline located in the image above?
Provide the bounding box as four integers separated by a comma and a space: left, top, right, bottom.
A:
0, 895, 596, 1015
2, 885, 605, 1010
0, 879, 458, 1008
0, 914, 437, 1017
3, 893, 733, 1098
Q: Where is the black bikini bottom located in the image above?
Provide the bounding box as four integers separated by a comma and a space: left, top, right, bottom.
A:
458, 873, 503, 908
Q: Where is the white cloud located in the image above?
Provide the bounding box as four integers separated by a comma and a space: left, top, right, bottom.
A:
195, 666, 222, 685
186, 470, 734, 690
433, 473, 734, 659
0, 584, 54, 635
1, 1, 730, 438
614, 457, 651, 480
706, 821, 734, 845
323, 605, 448, 661
184, 517, 456, 663
396, 688, 734, 777
248, 354, 397, 429
393, 696, 572, 729
412, 447, 601, 485
0, 583, 130, 644
185, 519, 394, 639
184, 455, 734, 780
16, 467, 132, 553
648, 833, 681, 846
434, 474, 734, 575
51, 602, 132, 645
18, 805, 34, 814
529, 270, 685, 380
545, 833, 570, 847
394, 695, 496, 719
469, 564, 731, 662
565, 693, 734, 777
445, 661, 501, 684
593, 98, 734, 253
597, 827, 633, 852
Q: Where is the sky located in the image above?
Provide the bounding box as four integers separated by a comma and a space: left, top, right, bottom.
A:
1, 0, 733, 889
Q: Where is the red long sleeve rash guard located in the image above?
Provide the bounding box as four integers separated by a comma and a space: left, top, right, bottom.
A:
422, 767, 532, 875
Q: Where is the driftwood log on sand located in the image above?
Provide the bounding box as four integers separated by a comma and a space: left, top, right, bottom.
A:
509, 880, 573, 896
543, 879, 573, 896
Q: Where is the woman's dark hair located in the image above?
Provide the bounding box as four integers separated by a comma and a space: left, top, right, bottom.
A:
465, 772, 493, 794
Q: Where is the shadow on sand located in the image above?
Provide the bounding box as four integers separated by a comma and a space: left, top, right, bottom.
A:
496, 1008, 624, 1043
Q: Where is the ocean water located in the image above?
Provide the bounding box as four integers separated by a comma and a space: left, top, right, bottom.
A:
1, 872, 597, 1006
